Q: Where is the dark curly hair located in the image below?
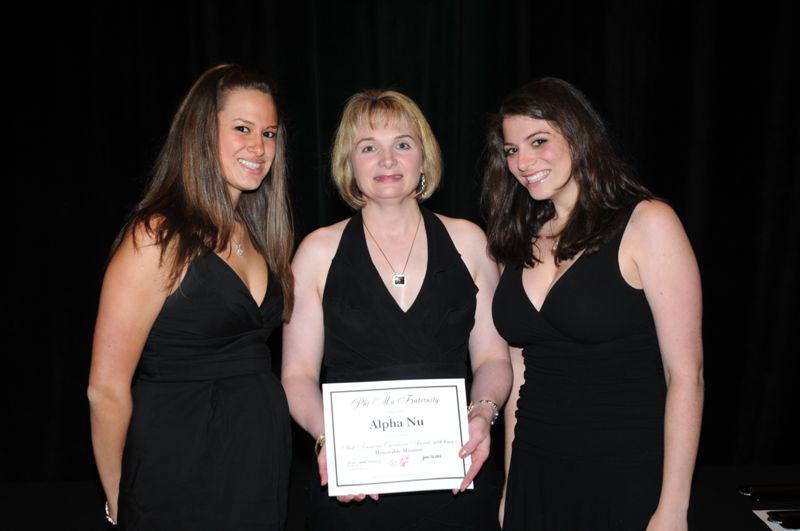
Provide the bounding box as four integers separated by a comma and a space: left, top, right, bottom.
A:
481, 77, 652, 267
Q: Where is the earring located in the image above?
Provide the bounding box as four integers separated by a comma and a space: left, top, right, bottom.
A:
417, 173, 426, 194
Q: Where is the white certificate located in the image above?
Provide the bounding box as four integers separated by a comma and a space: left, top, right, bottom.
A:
322, 378, 473, 496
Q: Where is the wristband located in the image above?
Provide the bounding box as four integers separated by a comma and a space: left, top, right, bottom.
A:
314, 433, 326, 455
468, 399, 499, 426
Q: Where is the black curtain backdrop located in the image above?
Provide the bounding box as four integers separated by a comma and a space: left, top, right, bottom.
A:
11, 0, 797, 494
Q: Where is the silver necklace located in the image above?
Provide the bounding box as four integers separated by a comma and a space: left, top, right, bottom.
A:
232, 232, 245, 256
548, 218, 560, 253
363, 214, 422, 287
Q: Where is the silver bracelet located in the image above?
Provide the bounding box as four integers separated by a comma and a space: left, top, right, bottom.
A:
468, 399, 500, 425
105, 500, 118, 526
314, 433, 326, 455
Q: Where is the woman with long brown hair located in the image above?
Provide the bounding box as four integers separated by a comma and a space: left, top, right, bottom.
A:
88, 64, 294, 530
483, 78, 703, 530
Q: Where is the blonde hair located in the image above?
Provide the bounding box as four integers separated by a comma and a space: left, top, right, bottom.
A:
331, 90, 442, 209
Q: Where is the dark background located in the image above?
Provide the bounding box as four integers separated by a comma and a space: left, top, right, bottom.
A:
8, 0, 798, 527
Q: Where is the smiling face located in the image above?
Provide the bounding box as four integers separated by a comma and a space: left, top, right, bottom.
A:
217, 89, 278, 204
502, 115, 579, 211
350, 121, 424, 204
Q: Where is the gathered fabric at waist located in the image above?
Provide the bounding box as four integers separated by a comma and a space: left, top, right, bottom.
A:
513, 337, 665, 460
137, 351, 271, 382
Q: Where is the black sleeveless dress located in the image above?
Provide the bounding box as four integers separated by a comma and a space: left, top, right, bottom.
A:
493, 216, 665, 530
310, 208, 501, 531
118, 253, 291, 531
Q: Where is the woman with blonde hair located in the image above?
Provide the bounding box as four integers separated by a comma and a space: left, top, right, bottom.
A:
282, 89, 511, 530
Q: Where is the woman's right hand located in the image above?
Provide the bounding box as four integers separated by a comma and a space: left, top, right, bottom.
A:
283, 226, 380, 505
318, 446, 379, 503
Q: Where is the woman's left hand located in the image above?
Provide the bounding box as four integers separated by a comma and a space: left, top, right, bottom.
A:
454, 414, 491, 493
646, 508, 688, 531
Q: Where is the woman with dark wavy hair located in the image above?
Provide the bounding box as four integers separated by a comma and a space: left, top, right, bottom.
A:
483, 78, 703, 530
88, 64, 294, 530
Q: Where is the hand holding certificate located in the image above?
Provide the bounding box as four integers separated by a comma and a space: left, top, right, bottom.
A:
321, 378, 473, 496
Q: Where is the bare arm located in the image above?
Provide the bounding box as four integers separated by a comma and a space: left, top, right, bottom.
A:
87, 225, 170, 521
281, 229, 330, 441
626, 201, 704, 531
441, 216, 512, 492
281, 223, 376, 502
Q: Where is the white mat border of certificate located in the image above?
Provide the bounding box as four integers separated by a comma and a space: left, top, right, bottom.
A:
322, 378, 473, 496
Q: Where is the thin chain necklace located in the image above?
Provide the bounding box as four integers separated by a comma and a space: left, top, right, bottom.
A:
363, 214, 422, 287
548, 218, 560, 253
232, 223, 245, 256
232, 238, 244, 256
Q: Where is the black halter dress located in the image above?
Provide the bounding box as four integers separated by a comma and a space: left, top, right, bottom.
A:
309, 208, 501, 531
118, 252, 291, 531
493, 214, 666, 530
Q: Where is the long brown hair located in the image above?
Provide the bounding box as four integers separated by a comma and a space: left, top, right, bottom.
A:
481, 77, 652, 267
114, 64, 294, 317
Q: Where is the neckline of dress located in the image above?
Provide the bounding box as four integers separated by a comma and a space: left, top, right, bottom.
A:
357, 208, 432, 315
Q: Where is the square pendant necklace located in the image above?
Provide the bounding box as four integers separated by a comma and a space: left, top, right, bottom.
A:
363, 214, 422, 287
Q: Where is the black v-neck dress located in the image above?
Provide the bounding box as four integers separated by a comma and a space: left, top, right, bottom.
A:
493, 215, 666, 530
118, 253, 291, 531
310, 208, 501, 531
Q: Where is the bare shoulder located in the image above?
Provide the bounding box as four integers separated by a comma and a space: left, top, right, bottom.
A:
434, 213, 495, 279
113, 218, 165, 266
293, 218, 350, 270
102, 218, 173, 301
623, 199, 697, 277
434, 213, 488, 252
627, 199, 686, 242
